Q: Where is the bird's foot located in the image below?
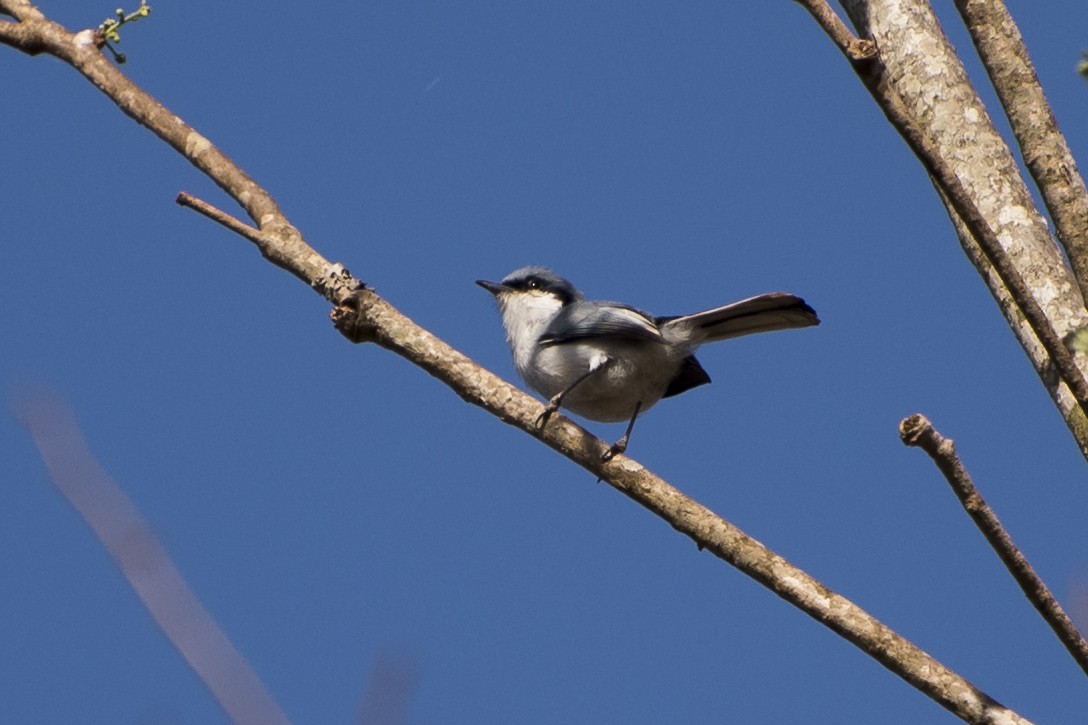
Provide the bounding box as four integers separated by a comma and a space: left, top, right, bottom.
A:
601, 436, 628, 463
535, 398, 561, 429
596, 438, 629, 481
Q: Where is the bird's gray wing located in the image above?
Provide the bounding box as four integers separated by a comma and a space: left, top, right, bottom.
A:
539, 302, 663, 346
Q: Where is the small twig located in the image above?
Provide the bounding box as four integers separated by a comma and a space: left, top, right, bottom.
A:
176, 191, 360, 303
96, 1, 151, 64
900, 414, 1088, 677
177, 191, 264, 245
0, 2, 294, 259
791, 0, 875, 61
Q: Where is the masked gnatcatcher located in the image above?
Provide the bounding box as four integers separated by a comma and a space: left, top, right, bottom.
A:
477, 266, 819, 460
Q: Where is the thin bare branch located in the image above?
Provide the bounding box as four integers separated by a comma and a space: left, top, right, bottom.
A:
0, 1, 352, 299
900, 414, 1088, 678
952, 0, 1088, 305
2, 2, 1038, 722
791, 0, 875, 60
177, 191, 265, 246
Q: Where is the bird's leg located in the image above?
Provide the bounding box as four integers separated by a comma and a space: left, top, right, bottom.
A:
536, 357, 613, 429
603, 400, 641, 462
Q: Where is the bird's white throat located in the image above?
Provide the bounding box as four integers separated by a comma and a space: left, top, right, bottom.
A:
497, 290, 564, 372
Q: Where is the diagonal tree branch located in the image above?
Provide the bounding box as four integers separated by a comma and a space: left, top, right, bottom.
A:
901, 414, 1088, 678
0, 1, 348, 300
951, 0, 1088, 306
0, 3, 1036, 722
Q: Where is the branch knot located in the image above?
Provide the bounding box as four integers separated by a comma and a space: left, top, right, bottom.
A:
330, 283, 379, 344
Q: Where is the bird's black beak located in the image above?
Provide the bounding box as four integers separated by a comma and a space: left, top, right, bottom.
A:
475, 279, 508, 296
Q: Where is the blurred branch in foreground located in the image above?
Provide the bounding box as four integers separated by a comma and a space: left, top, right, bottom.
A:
356, 648, 420, 725
16, 390, 290, 725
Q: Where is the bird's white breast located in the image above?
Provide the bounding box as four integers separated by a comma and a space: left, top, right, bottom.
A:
527, 338, 679, 422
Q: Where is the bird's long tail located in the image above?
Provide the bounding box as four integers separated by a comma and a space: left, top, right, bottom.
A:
660, 292, 819, 343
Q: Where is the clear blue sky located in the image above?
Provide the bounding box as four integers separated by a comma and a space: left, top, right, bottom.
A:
4, 2, 1088, 723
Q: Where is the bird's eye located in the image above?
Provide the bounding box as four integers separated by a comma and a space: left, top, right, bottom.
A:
526, 279, 540, 289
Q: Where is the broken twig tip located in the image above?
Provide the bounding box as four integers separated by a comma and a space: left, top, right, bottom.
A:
899, 414, 931, 446
849, 38, 877, 61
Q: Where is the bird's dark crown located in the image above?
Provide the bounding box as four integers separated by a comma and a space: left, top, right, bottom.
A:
499, 266, 582, 305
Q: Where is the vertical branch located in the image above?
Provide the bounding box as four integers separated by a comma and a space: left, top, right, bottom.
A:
952, 0, 1088, 305
826, 0, 1088, 460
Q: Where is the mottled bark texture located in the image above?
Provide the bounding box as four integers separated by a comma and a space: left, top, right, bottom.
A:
841, 0, 1088, 459
952, 0, 1088, 305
